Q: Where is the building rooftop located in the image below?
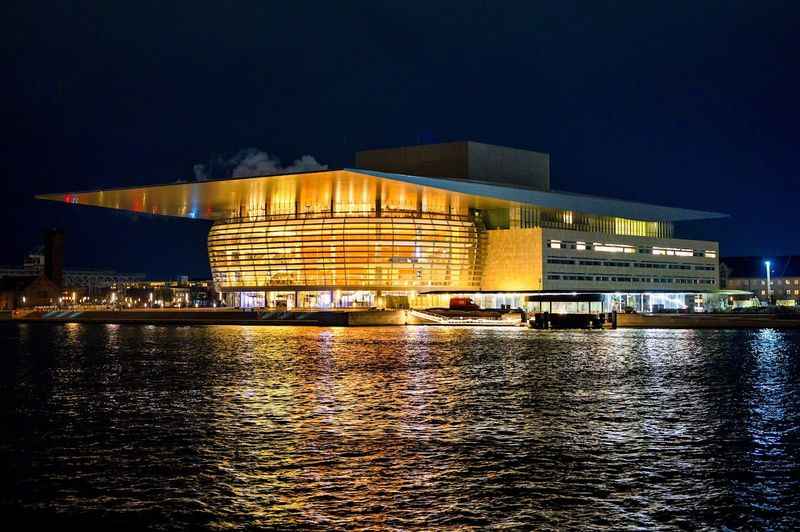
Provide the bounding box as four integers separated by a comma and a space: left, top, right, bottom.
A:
37, 168, 727, 223
355, 141, 551, 190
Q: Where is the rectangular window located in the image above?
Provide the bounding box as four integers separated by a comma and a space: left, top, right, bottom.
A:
652, 246, 694, 257
593, 242, 636, 253
548, 240, 561, 249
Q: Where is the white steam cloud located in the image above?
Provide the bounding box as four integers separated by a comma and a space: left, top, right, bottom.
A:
193, 148, 327, 181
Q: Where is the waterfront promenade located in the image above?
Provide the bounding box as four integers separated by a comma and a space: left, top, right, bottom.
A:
6, 308, 800, 328
5, 308, 411, 326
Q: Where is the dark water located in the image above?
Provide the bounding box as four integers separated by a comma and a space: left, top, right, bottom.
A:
2, 323, 800, 530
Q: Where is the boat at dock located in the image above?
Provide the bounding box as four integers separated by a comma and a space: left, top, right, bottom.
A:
525, 293, 617, 329
528, 311, 616, 329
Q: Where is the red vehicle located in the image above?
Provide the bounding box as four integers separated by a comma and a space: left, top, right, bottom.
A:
449, 297, 480, 311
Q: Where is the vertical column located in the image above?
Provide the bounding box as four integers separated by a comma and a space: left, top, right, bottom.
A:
331, 176, 336, 214
294, 177, 301, 215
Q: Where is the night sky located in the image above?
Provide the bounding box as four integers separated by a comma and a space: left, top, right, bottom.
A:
3, 1, 798, 279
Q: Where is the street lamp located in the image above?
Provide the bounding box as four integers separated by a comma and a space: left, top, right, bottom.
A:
765, 260, 772, 304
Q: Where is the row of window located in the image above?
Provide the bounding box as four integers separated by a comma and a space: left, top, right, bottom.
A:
508, 207, 673, 237
545, 257, 715, 271
729, 278, 800, 287
761, 289, 800, 296
546, 273, 716, 285
548, 240, 717, 258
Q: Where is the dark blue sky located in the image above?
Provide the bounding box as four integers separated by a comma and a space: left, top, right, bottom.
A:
2, 1, 798, 278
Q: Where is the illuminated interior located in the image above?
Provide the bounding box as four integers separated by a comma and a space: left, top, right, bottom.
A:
208, 212, 481, 291
511, 206, 672, 237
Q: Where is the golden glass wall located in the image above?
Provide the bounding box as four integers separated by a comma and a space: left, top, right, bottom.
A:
208, 212, 482, 291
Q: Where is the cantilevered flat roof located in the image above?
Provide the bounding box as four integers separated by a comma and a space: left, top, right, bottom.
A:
354, 169, 726, 222
36, 168, 727, 222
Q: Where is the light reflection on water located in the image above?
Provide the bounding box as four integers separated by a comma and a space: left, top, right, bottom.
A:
1, 324, 800, 529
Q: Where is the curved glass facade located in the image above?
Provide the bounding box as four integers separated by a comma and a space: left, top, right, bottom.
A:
208, 212, 482, 291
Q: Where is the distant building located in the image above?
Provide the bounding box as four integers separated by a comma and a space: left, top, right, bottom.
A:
0, 230, 64, 309
0, 275, 61, 310
111, 278, 219, 308
0, 247, 145, 290
721, 256, 800, 305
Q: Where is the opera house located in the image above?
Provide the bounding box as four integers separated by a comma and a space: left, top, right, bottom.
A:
38, 141, 726, 311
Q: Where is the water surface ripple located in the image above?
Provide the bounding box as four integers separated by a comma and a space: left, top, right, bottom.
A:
2, 324, 800, 529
